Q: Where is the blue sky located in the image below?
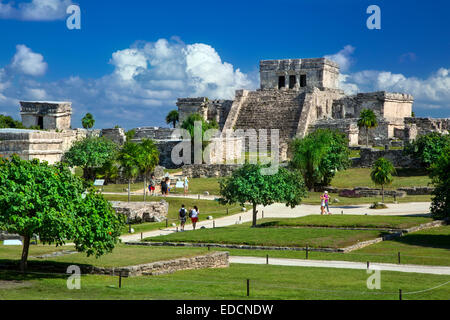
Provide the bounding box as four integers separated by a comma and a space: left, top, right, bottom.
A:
0, 0, 449, 129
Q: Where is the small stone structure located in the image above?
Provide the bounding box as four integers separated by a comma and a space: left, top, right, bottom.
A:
20, 101, 72, 130
182, 164, 242, 178
110, 200, 169, 223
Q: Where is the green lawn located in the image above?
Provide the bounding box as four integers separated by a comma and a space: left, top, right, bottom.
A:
170, 177, 221, 195
0, 264, 448, 300
144, 222, 385, 248
102, 195, 250, 234
257, 215, 433, 230
0, 244, 210, 268
330, 168, 431, 189
220, 226, 450, 266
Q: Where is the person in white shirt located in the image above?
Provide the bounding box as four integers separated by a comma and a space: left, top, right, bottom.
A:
190, 206, 199, 230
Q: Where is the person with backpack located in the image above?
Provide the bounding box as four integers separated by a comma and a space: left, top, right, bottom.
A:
179, 204, 187, 231
161, 177, 169, 196
189, 205, 199, 230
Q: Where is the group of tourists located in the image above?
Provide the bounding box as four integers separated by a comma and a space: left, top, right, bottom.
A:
147, 175, 189, 197
178, 204, 199, 231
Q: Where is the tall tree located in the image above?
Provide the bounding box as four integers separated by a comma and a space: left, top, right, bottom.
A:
370, 157, 396, 202
117, 141, 141, 202
219, 163, 307, 227
136, 139, 160, 202
429, 146, 450, 219
63, 136, 119, 180
166, 110, 179, 128
291, 129, 350, 191
81, 113, 95, 129
357, 109, 378, 147
0, 155, 124, 271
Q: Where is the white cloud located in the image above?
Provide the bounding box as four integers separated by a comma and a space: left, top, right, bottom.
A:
11, 44, 48, 76
0, 0, 72, 21
325, 45, 355, 72
0, 38, 258, 128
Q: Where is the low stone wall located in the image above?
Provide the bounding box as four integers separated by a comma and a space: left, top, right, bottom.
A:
110, 200, 169, 223
397, 187, 434, 195
182, 164, 242, 178
90, 252, 229, 277
0, 252, 229, 277
322, 185, 433, 197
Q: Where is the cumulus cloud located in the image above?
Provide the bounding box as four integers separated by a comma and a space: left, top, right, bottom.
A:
0, 0, 72, 21
11, 44, 48, 76
0, 38, 257, 128
325, 45, 355, 72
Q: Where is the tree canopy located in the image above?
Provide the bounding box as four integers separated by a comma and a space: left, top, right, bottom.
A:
181, 113, 219, 140
117, 141, 141, 202
290, 129, 350, 190
166, 110, 179, 128
370, 157, 396, 202
81, 113, 95, 129
219, 163, 307, 227
136, 139, 160, 202
357, 109, 378, 147
0, 155, 124, 271
429, 146, 450, 219
404, 132, 450, 168
63, 136, 119, 180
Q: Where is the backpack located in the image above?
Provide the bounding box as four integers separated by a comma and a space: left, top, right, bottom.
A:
188, 210, 193, 218
179, 208, 186, 218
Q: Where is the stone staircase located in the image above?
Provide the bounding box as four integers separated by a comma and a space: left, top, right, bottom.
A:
232, 89, 306, 153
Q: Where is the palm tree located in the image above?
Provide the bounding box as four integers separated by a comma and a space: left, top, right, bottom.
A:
370, 157, 396, 202
81, 113, 95, 129
166, 110, 179, 128
357, 109, 378, 147
136, 139, 160, 202
117, 142, 140, 202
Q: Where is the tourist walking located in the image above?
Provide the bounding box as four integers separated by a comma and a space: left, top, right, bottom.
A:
190, 205, 199, 230
148, 175, 156, 196
184, 176, 189, 196
161, 177, 169, 197
179, 204, 187, 231
323, 191, 331, 214
320, 194, 325, 215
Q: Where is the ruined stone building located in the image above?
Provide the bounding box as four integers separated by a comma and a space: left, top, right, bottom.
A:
176, 57, 449, 160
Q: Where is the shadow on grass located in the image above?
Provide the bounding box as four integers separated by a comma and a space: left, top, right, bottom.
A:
0, 259, 96, 280
392, 234, 450, 250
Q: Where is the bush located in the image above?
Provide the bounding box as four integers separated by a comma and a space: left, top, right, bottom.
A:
404, 132, 450, 168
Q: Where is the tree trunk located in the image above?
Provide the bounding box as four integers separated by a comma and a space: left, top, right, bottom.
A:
381, 185, 384, 203
252, 203, 257, 228
366, 127, 369, 147
143, 176, 147, 203
128, 179, 131, 203
20, 235, 30, 272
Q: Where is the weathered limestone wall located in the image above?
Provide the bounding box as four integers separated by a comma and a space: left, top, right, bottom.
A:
259, 58, 340, 90
0, 129, 64, 164
101, 128, 126, 145
20, 101, 72, 130
182, 164, 242, 178
110, 200, 169, 223
311, 119, 359, 146
404, 117, 450, 141
352, 147, 420, 168
176, 98, 233, 130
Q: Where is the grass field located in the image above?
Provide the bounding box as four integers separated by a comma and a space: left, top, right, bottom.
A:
330, 168, 431, 189
256, 215, 434, 230
0, 264, 448, 300
144, 222, 385, 248
219, 226, 450, 266
0, 244, 209, 268
301, 192, 431, 205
